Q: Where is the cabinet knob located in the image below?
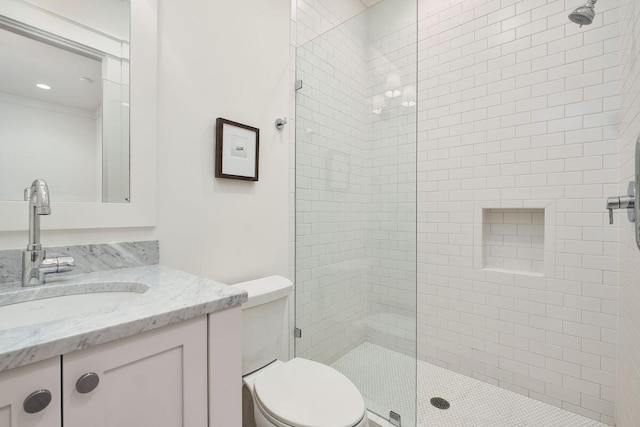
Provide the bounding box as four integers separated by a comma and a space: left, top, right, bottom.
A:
76, 372, 100, 394
23, 389, 52, 414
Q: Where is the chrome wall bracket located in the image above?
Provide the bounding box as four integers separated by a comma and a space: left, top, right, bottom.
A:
389, 411, 401, 426
295, 80, 303, 91
294, 327, 302, 338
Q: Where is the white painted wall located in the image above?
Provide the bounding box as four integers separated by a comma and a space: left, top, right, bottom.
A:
0, 95, 101, 202
0, 0, 291, 294
155, 0, 291, 285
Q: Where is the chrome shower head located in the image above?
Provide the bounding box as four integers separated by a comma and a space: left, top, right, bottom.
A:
569, 0, 597, 27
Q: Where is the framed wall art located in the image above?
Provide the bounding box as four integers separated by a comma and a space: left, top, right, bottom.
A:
215, 118, 259, 181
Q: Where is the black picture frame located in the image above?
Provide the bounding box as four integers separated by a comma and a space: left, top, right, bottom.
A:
215, 118, 260, 181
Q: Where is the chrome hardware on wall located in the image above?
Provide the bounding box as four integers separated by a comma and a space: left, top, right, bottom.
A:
76, 372, 100, 394
606, 184, 635, 224
390, 411, 401, 427
274, 117, 287, 131
23, 389, 52, 414
607, 135, 640, 250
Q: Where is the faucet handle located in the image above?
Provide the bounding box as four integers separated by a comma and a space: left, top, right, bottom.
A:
56, 256, 75, 273
606, 192, 635, 225
24, 187, 31, 201
608, 207, 614, 225
39, 256, 75, 275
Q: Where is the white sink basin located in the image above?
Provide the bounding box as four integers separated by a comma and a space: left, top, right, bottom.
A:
0, 282, 148, 330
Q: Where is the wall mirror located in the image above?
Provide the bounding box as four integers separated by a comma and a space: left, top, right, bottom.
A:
0, 0, 131, 203
0, 0, 156, 230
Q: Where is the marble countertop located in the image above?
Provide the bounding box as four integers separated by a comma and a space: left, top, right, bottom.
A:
0, 265, 247, 372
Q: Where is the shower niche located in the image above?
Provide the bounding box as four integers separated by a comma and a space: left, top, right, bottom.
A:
482, 208, 545, 276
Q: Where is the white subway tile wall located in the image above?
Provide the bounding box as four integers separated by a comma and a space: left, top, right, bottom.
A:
365, 3, 418, 358
616, 0, 640, 424
295, 0, 352, 47
295, 0, 418, 365
417, 0, 619, 422
295, 17, 371, 364
293, 0, 625, 424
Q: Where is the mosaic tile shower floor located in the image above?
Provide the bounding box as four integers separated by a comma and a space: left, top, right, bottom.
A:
332, 342, 609, 427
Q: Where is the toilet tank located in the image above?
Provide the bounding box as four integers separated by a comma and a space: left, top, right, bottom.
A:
231, 276, 293, 376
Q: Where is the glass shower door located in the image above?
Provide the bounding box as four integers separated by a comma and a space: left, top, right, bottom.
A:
294, 0, 417, 424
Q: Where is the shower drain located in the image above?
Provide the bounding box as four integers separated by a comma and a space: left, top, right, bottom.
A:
430, 397, 450, 410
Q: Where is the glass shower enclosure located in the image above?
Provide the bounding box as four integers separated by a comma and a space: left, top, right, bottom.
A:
294, 0, 418, 425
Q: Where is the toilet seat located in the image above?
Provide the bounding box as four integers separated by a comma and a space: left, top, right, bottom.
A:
253, 358, 366, 427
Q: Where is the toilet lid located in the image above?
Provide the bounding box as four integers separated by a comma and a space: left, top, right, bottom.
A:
254, 358, 365, 427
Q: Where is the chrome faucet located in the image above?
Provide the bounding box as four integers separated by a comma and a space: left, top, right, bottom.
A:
22, 179, 74, 286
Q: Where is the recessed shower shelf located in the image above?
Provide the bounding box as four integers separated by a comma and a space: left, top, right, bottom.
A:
482, 267, 545, 278
482, 208, 545, 276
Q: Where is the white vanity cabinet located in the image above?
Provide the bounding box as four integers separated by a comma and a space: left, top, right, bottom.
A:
0, 306, 243, 427
0, 358, 61, 427
63, 316, 208, 427
208, 306, 242, 426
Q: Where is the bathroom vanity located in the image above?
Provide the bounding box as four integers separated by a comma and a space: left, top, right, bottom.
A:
0, 266, 246, 426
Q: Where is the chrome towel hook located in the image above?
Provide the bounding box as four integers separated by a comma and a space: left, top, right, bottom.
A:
275, 117, 287, 131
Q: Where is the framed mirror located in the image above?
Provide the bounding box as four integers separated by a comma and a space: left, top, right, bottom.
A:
0, 0, 156, 230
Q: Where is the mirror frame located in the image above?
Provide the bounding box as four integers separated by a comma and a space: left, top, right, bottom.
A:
0, 0, 156, 231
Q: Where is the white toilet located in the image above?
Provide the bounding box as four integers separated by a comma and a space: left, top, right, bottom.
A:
232, 276, 369, 427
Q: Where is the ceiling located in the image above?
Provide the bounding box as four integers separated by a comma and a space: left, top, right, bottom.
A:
0, 28, 102, 112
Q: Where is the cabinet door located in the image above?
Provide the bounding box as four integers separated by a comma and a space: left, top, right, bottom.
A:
0, 358, 61, 427
63, 316, 207, 427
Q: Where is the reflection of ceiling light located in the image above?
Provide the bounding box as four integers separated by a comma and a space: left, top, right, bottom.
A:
372, 94, 385, 115
36, 83, 51, 90
122, 102, 129, 107
78, 76, 94, 84
385, 89, 401, 98
401, 85, 416, 107
385, 74, 402, 98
